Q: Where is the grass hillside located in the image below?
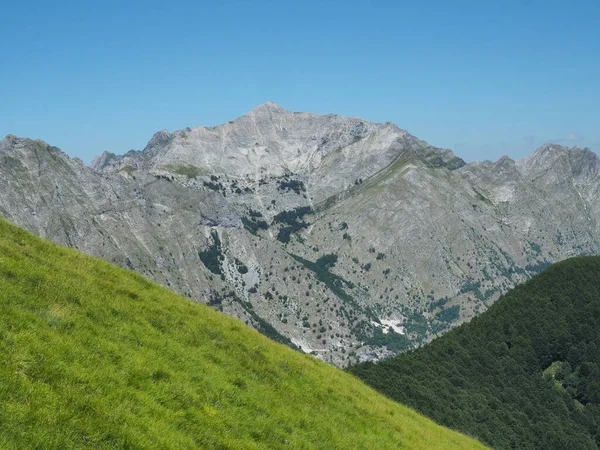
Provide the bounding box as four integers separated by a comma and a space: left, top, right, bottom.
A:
0, 218, 486, 449
350, 257, 600, 449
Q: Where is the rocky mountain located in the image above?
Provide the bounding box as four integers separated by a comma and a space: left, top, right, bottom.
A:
1, 102, 599, 366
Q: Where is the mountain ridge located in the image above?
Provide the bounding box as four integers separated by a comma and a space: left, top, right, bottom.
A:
1, 105, 600, 366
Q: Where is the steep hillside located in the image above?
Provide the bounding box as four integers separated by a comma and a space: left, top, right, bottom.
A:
2, 103, 600, 365
350, 257, 600, 449
0, 218, 485, 449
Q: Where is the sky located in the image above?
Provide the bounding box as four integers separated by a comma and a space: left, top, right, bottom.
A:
1, 0, 599, 163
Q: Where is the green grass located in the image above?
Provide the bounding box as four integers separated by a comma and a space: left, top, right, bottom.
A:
314, 155, 414, 213
166, 164, 201, 178
0, 218, 486, 449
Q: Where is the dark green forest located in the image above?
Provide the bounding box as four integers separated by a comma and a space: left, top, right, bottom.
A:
350, 257, 600, 449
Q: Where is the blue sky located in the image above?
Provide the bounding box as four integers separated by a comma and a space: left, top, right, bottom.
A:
1, 0, 598, 163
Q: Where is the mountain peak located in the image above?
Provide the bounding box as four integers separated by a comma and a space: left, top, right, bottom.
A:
143, 129, 173, 154
527, 143, 597, 161
0, 135, 52, 154
521, 143, 576, 165
247, 101, 289, 115
1, 134, 28, 147
90, 151, 118, 172
518, 143, 599, 177
535, 142, 569, 152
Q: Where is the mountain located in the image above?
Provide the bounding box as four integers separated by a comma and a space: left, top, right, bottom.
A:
0, 217, 487, 449
1, 103, 600, 365
350, 257, 600, 449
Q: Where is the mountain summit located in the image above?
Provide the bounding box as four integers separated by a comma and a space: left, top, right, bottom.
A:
91, 102, 441, 205
1, 106, 599, 365
248, 100, 290, 114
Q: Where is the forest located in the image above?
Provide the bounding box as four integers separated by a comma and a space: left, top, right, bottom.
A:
350, 256, 600, 449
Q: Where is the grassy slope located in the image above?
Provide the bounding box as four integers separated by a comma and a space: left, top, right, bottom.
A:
350, 257, 600, 449
0, 218, 486, 449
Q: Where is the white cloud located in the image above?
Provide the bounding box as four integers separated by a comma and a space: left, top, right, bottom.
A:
543, 133, 583, 145
564, 133, 581, 142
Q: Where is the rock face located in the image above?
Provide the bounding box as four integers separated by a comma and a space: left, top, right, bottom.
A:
1, 103, 599, 366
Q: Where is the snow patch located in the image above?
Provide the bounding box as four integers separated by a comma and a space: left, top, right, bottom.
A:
371, 319, 405, 335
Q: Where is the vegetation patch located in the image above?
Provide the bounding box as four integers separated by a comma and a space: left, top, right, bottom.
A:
241, 211, 269, 235
234, 258, 249, 274
421, 150, 466, 170
459, 277, 485, 301
473, 189, 492, 205
431, 305, 461, 334
272, 206, 313, 243
529, 241, 542, 255
168, 164, 201, 178
404, 311, 429, 342
353, 320, 412, 353
525, 259, 552, 274
290, 253, 358, 308
198, 230, 223, 274
434, 305, 460, 323
428, 297, 449, 311
203, 175, 226, 195
277, 179, 306, 194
